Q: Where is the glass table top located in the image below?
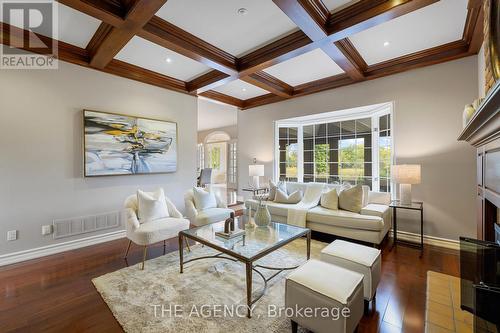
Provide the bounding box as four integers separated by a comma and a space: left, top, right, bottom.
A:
390, 200, 423, 210
181, 217, 309, 260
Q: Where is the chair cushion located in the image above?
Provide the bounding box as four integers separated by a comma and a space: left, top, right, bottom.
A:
130, 218, 190, 246
306, 206, 384, 231
246, 199, 296, 217
194, 208, 233, 226
321, 240, 381, 267
192, 187, 217, 210
287, 259, 363, 304
137, 188, 169, 223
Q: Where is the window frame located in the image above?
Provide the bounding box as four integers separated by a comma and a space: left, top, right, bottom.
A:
274, 104, 394, 192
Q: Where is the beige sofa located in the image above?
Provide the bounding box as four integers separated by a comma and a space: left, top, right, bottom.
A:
245, 182, 391, 245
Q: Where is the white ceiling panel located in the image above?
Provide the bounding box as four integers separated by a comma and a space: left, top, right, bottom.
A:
2, 2, 101, 48
213, 80, 268, 100
156, 0, 298, 57
322, 0, 360, 13
115, 37, 211, 81
263, 49, 344, 86
349, 0, 468, 65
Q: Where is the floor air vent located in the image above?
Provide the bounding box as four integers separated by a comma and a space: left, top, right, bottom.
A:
53, 211, 120, 239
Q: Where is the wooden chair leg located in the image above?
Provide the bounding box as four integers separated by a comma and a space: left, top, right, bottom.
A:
163, 240, 166, 255
124, 240, 132, 259
141, 246, 147, 270
291, 320, 298, 333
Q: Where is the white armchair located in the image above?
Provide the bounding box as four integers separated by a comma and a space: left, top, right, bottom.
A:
184, 189, 234, 226
123, 192, 190, 270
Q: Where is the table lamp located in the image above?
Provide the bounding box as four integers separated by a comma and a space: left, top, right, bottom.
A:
392, 164, 421, 205
248, 164, 264, 188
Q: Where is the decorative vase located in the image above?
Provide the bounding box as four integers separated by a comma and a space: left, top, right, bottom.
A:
254, 202, 271, 227
463, 104, 476, 127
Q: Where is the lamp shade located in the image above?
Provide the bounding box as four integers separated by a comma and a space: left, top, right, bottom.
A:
392, 164, 421, 184
249, 164, 264, 177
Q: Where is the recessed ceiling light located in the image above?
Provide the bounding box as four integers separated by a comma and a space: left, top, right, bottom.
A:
237, 8, 248, 15
166, 58, 172, 63
383, 41, 390, 47
242, 88, 247, 92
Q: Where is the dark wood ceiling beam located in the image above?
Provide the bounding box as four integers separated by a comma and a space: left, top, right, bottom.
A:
139, 16, 238, 75
463, 0, 484, 53
89, 0, 167, 69
241, 72, 294, 98
198, 91, 245, 108
57, 0, 126, 27
186, 70, 231, 93
1, 22, 189, 95
364, 40, 469, 78
272, 0, 366, 80
242, 94, 288, 110
327, 0, 440, 40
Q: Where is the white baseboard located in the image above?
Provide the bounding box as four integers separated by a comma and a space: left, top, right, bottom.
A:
0, 230, 126, 267
390, 230, 459, 250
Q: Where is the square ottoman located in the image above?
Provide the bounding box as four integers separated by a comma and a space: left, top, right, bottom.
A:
285, 259, 364, 333
320, 240, 381, 313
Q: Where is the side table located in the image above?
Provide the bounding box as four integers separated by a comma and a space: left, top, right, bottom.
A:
389, 200, 424, 257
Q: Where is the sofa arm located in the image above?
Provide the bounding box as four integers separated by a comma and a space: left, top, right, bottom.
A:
361, 204, 390, 218
368, 191, 391, 205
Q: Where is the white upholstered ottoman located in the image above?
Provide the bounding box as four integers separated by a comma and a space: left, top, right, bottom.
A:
320, 240, 381, 313
285, 259, 364, 333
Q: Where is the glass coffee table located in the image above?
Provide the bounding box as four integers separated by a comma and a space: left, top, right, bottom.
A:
178, 219, 311, 318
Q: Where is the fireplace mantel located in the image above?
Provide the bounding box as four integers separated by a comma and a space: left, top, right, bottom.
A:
458, 80, 500, 146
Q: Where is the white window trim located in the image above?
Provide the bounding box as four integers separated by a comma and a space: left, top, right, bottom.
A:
274, 102, 394, 192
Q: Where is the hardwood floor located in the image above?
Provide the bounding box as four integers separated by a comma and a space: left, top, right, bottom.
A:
0, 234, 460, 333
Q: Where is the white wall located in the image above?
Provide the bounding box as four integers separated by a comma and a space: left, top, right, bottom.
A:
0, 62, 197, 255
197, 98, 237, 131
198, 125, 238, 143
238, 56, 478, 241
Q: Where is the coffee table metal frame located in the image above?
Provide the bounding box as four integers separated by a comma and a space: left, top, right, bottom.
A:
178, 224, 311, 318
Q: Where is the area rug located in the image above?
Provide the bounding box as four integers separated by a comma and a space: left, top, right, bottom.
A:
93, 238, 327, 333
424, 271, 474, 333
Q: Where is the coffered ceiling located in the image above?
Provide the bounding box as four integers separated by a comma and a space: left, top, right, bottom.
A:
0, 0, 483, 110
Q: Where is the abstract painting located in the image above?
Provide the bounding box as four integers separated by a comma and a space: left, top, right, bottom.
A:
84, 110, 177, 176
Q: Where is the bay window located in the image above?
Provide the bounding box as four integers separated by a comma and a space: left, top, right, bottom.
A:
275, 106, 393, 192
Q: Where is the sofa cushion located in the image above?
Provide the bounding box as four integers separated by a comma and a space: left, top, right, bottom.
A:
338, 184, 363, 213
269, 180, 286, 201
360, 204, 390, 219
275, 189, 302, 204
307, 206, 384, 231
246, 199, 295, 217
320, 188, 338, 210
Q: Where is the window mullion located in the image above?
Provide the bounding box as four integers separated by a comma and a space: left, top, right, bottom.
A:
298, 125, 304, 182
372, 115, 380, 192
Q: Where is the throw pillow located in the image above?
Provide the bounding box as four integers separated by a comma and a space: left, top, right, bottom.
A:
320, 188, 338, 210
137, 188, 169, 223
338, 184, 363, 213
274, 189, 302, 204
269, 180, 286, 201
192, 187, 217, 211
